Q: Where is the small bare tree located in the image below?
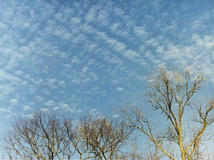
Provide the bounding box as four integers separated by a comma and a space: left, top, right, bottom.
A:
5, 112, 74, 160
119, 68, 214, 160
78, 115, 132, 160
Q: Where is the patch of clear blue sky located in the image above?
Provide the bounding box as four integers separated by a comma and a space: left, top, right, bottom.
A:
0, 0, 214, 154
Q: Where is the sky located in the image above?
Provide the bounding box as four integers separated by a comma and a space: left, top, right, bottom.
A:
0, 0, 214, 151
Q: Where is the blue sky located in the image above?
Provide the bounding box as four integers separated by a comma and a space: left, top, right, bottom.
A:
0, 0, 214, 146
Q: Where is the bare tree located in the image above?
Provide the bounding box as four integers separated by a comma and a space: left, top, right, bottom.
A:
5, 111, 132, 160
77, 115, 132, 160
118, 68, 214, 160
64, 119, 90, 160
5, 112, 74, 160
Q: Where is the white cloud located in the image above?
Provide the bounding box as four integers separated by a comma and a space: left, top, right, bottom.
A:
110, 23, 120, 32
35, 96, 44, 102
59, 80, 66, 86
150, 32, 214, 83
97, 10, 109, 26
45, 100, 55, 107
81, 66, 88, 73
47, 78, 58, 88
124, 50, 139, 59
116, 87, 124, 91
134, 26, 148, 37
85, 7, 97, 22
14, 70, 24, 76
23, 105, 31, 111
40, 108, 49, 112
106, 39, 126, 52
10, 98, 18, 105
112, 114, 119, 118
53, 106, 59, 110
70, 17, 81, 24
22, 114, 34, 119
114, 8, 124, 16
0, 108, 11, 113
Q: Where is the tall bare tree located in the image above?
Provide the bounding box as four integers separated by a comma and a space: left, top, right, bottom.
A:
5, 112, 74, 160
119, 68, 214, 160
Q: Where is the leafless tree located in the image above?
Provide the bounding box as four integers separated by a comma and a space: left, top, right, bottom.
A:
64, 119, 90, 160
5, 111, 132, 160
118, 68, 214, 160
5, 112, 74, 160
77, 115, 132, 160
